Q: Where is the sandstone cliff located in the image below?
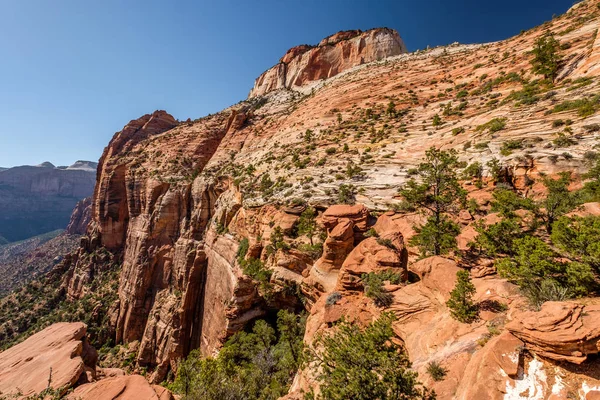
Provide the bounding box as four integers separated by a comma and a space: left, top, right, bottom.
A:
249, 28, 407, 97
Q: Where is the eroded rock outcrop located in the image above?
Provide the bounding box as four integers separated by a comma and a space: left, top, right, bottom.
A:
249, 28, 406, 97
67, 196, 93, 235
506, 301, 600, 363
67, 375, 173, 400
0, 322, 96, 398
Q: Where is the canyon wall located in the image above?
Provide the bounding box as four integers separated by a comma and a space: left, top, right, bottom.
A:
0, 161, 96, 242
53, 1, 600, 393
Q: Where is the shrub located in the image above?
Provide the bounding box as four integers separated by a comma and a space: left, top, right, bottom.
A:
326, 292, 342, 306
472, 218, 522, 256
551, 95, 600, 118
427, 361, 447, 382
171, 310, 306, 400
297, 207, 317, 245
452, 126, 465, 136
410, 216, 461, 257
531, 34, 561, 80
476, 118, 507, 133
552, 133, 576, 147
500, 140, 522, 156
337, 184, 356, 204
446, 270, 479, 323
490, 188, 534, 218
306, 313, 434, 400
551, 216, 600, 270
361, 271, 403, 307
496, 235, 594, 302
534, 172, 579, 234
432, 114, 442, 127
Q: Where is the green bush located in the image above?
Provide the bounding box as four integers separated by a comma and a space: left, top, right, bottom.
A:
171, 310, 306, 400
427, 361, 447, 382
531, 34, 561, 81
361, 271, 403, 308
500, 140, 522, 156
551, 216, 600, 270
306, 313, 434, 400
472, 218, 522, 256
297, 207, 317, 245
476, 117, 506, 133
496, 235, 594, 302
409, 216, 461, 258
446, 270, 478, 323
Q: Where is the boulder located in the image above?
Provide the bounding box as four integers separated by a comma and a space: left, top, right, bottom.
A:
337, 232, 408, 291
314, 218, 355, 273
320, 204, 369, 231
506, 302, 600, 363
0, 322, 94, 397
67, 375, 173, 400
409, 256, 461, 301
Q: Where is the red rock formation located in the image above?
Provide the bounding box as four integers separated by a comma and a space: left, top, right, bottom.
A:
506, 301, 600, 363
67, 375, 173, 400
66, 196, 92, 235
249, 28, 406, 97
0, 322, 96, 398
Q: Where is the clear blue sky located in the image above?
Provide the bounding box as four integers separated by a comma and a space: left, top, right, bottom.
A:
0, 0, 576, 167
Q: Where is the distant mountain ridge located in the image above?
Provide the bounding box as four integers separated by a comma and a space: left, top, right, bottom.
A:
0, 160, 97, 242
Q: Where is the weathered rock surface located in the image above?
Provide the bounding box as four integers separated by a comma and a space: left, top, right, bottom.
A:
507, 301, 600, 363
67, 375, 173, 400
66, 196, 93, 235
249, 28, 406, 97
0, 322, 95, 397
337, 232, 408, 291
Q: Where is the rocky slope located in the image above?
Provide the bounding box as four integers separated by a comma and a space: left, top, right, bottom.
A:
2, 1, 600, 398
0, 230, 80, 296
0, 161, 97, 242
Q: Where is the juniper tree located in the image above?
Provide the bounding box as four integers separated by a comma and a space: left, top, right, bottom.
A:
531, 34, 561, 81
446, 270, 478, 323
400, 147, 466, 256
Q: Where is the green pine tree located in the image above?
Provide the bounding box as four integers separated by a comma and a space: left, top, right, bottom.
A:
446, 270, 478, 323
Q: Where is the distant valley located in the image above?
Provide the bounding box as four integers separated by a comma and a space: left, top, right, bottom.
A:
0, 160, 96, 243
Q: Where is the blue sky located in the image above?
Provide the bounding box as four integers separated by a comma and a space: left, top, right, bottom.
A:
0, 0, 576, 167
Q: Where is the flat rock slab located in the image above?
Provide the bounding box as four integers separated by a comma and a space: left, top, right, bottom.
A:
0, 322, 87, 397
67, 375, 173, 400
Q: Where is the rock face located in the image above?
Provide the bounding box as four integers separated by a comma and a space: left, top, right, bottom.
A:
0, 322, 96, 397
67, 375, 173, 400
66, 196, 93, 235
506, 301, 600, 363
0, 161, 97, 242
249, 28, 406, 97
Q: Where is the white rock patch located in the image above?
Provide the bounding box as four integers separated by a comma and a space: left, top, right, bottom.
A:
504, 358, 547, 400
